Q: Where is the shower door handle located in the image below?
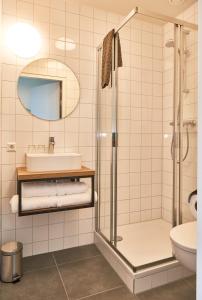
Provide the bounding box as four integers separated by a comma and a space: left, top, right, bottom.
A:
112, 132, 118, 147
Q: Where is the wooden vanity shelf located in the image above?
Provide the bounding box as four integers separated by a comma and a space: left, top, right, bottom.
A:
16, 166, 95, 217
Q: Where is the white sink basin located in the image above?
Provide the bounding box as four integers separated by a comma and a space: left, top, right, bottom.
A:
26, 153, 82, 172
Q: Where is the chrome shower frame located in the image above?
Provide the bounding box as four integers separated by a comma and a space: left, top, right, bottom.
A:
96, 6, 198, 271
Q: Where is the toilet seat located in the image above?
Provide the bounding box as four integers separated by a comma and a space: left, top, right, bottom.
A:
170, 221, 196, 254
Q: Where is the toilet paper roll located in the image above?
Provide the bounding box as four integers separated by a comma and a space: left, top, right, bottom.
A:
189, 194, 197, 219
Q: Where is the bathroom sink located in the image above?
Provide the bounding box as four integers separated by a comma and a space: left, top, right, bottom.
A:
26, 153, 82, 172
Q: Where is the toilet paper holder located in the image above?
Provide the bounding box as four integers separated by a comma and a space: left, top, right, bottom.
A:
188, 189, 197, 211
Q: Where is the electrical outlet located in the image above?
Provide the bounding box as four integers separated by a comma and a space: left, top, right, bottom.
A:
7, 142, 16, 152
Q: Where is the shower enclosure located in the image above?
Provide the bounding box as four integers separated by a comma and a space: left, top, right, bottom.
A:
96, 7, 198, 272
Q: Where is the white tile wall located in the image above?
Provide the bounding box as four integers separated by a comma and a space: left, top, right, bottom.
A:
0, 0, 118, 255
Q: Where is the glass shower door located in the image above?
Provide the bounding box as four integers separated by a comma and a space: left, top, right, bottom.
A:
96, 46, 116, 243
114, 17, 176, 269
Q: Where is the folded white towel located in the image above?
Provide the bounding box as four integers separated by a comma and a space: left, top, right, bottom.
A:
10, 190, 97, 213
10, 195, 58, 213
22, 182, 57, 198
56, 181, 88, 196
57, 189, 92, 207
10, 195, 19, 213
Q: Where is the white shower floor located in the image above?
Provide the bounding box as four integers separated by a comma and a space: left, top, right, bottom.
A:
103, 219, 173, 268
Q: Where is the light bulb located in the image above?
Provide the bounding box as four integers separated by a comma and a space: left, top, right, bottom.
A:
6, 22, 42, 58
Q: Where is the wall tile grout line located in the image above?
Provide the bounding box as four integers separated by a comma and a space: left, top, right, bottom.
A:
52, 253, 70, 300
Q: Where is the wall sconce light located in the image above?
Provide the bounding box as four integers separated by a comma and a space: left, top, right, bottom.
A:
6, 22, 42, 58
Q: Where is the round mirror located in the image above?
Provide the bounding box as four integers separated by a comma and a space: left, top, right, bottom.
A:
17, 58, 80, 121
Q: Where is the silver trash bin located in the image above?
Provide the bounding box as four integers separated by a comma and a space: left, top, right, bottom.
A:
0, 241, 23, 283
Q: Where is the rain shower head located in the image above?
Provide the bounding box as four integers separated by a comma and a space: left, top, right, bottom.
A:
165, 39, 175, 48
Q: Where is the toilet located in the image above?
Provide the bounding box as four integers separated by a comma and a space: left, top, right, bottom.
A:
170, 190, 197, 272
170, 221, 196, 272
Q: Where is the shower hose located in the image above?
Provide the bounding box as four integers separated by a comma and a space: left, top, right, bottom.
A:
171, 124, 189, 163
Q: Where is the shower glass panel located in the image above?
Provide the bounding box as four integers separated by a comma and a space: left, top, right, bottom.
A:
96, 47, 114, 242
115, 16, 175, 269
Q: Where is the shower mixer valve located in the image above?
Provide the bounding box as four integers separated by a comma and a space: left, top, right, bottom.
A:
169, 120, 196, 127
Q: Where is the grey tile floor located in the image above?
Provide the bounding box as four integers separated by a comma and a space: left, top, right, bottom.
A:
0, 244, 196, 300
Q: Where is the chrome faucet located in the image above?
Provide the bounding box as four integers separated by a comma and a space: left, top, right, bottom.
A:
48, 137, 55, 153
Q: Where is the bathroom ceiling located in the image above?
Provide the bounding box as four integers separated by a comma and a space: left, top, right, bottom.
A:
79, 0, 196, 17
